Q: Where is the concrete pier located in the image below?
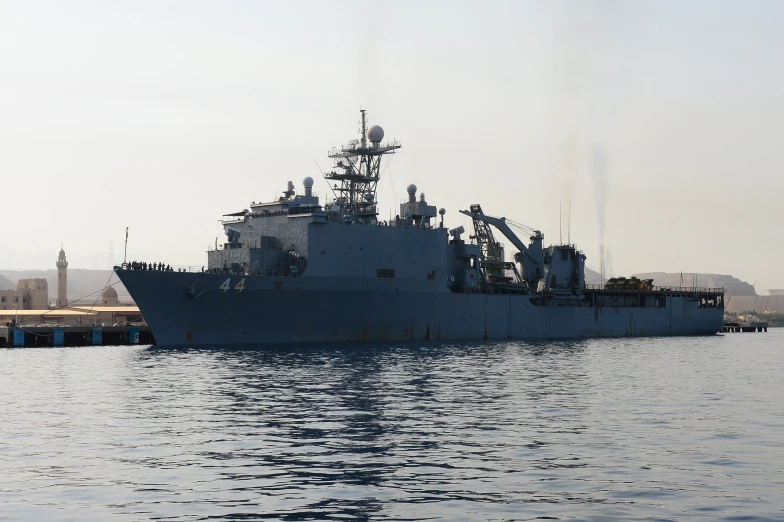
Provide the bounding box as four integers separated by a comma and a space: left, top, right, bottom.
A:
0, 326, 154, 347
722, 321, 768, 333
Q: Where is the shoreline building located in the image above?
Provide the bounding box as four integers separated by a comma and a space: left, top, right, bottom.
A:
2, 247, 143, 326
100, 287, 119, 305
0, 278, 48, 311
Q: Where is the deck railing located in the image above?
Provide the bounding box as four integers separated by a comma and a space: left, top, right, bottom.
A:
584, 284, 724, 295
116, 264, 275, 276
117, 263, 211, 274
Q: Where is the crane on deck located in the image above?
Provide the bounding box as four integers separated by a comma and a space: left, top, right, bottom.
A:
460, 206, 545, 292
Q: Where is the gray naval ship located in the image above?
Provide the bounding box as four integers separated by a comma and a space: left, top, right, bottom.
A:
116, 110, 724, 346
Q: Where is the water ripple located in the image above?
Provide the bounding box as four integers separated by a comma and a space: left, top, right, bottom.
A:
1, 334, 783, 521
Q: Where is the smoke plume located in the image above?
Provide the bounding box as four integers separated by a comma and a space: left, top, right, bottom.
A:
592, 147, 608, 246
547, 2, 621, 270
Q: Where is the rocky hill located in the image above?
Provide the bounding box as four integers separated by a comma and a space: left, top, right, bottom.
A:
584, 267, 602, 285
725, 295, 784, 314
0, 273, 16, 290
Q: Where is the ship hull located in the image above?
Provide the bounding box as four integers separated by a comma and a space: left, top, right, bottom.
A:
117, 269, 724, 346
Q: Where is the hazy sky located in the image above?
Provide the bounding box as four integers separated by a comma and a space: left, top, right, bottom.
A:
2, 1, 783, 291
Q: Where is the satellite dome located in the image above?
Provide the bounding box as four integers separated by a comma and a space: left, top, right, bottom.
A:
407, 184, 417, 195
367, 125, 384, 143
303, 176, 314, 188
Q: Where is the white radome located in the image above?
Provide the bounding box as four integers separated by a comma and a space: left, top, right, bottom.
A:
367, 125, 384, 143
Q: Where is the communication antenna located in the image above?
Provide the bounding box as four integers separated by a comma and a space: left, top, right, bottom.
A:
326, 109, 400, 219
360, 108, 367, 149
123, 227, 129, 264
108, 241, 114, 269
568, 202, 571, 245
559, 202, 563, 245
605, 248, 614, 279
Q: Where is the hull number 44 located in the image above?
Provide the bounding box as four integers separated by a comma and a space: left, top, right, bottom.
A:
220, 278, 246, 292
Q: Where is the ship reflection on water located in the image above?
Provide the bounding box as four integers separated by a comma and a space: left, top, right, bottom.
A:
130, 341, 597, 520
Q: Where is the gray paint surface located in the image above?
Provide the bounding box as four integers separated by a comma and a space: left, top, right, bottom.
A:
117, 216, 723, 347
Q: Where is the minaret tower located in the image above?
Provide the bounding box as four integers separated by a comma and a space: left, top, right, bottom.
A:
56, 246, 68, 307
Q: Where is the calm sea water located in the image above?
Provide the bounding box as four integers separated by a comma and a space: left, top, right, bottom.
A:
1, 332, 783, 521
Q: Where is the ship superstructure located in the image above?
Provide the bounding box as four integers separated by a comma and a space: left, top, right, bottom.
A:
116, 110, 724, 346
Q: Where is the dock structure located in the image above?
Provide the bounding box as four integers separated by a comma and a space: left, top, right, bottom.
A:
722, 321, 768, 333
0, 326, 154, 348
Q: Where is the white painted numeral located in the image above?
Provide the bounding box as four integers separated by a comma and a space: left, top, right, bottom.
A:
219, 278, 231, 292
234, 278, 246, 292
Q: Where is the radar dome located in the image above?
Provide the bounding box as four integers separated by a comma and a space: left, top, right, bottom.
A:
367, 125, 384, 143
407, 184, 417, 195
303, 176, 314, 188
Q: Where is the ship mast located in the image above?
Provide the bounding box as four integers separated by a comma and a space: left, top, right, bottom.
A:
326, 109, 401, 221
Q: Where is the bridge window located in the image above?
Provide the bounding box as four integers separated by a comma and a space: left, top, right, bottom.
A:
377, 269, 395, 278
